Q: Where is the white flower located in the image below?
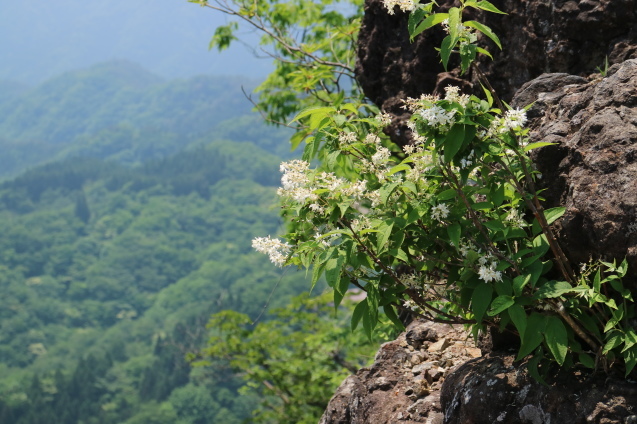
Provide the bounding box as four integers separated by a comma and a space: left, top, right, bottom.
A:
382, 0, 416, 15
478, 264, 502, 283
364, 133, 381, 144
342, 180, 367, 199
419, 105, 456, 128
431, 203, 450, 222
444, 85, 470, 108
279, 160, 310, 190
376, 112, 393, 126
339, 131, 358, 144
252, 236, 292, 267
372, 146, 391, 164
309, 203, 326, 214
503, 108, 528, 132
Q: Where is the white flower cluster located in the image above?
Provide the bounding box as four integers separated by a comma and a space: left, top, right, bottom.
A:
382, 0, 417, 15
505, 208, 526, 227
278, 160, 317, 203
459, 150, 476, 169
402, 94, 439, 113
376, 112, 393, 126
419, 105, 456, 128
444, 85, 470, 108
339, 131, 358, 144
477, 254, 502, 283
364, 133, 382, 144
372, 146, 392, 165
252, 236, 292, 267
487, 108, 528, 136
431, 203, 450, 222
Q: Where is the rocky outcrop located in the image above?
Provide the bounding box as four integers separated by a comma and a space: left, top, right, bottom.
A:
441, 354, 637, 423
356, 0, 637, 145
322, 2, 637, 423
511, 59, 637, 281
319, 320, 481, 424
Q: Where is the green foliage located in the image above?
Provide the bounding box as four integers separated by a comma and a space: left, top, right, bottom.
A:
190, 0, 364, 128
0, 132, 311, 423
192, 293, 386, 424
250, 0, 636, 380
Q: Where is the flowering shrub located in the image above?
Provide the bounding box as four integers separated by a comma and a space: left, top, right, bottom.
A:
252, 0, 635, 379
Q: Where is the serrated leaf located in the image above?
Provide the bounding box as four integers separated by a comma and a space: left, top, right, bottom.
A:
380, 181, 401, 205
376, 222, 394, 253
384, 304, 405, 330
440, 34, 457, 70
544, 316, 568, 365
289, 106, 334, 124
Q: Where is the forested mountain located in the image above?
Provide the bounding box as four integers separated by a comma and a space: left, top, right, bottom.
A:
0, 61, 293, 178
0, 62, 358, 423
0, 137, 313, 423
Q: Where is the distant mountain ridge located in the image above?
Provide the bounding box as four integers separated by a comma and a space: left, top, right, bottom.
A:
0, 60, 292, 178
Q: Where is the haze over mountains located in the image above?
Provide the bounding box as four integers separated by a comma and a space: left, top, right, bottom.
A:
0, 0, 271, 85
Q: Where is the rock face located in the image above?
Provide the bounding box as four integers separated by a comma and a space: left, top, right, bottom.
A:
440, 354, 637, 423
322, 2, 637, 423
319, 320, 481, 424
356, 0, 637, 143
511, 60, 637, 280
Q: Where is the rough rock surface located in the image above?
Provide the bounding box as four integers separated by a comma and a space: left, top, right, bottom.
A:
441, 354, 637, 423
319, 320, 481, 424
357, 0, 637, 144
511, 59, 637, 280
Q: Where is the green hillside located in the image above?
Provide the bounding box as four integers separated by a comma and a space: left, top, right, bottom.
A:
0, 61, 293, 178
0, 138, 312, 423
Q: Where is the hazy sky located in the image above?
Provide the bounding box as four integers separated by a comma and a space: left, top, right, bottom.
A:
0, 0, 272, 85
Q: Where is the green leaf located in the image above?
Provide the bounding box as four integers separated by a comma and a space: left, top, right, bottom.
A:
411, 13, 449, 39
603, 333, 623, 354
532, 233, 550, 257
408, 7, 427, 36
593, 268, 602, 292
471, 283, 493, 322
544, 316, 568, 365
508, 304, 527, 339
480, 82, 493, 107
447, 223, 461, 249
474, 1, 507, 14
579, 353, 595, 369
289, 106, 334, 124
544, 207, 566, 225
444, 124, 466, 163
464, 20, 502, 49
523, 142, 556, 152
333, 275, 351, 309
604, 308, 624, 333
376, 221, 394, 253
351, 300, 368, 332
517, 313, 546, 359
380, 181, 401, 205
324, 253, 345, 288
440, 35, 457, 71
487, 295, 515, 316
512, 274, 531, 297
533, 280, 574, 299
447, 7, 461, 40
526, 347, 547, 385
437, 188, 457, 200
384, 304, 405, 331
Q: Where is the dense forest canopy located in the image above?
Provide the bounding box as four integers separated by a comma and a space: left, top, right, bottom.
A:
0, 58, 383, 423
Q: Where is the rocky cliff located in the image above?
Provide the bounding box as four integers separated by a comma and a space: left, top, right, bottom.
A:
322, 1, 637, 422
